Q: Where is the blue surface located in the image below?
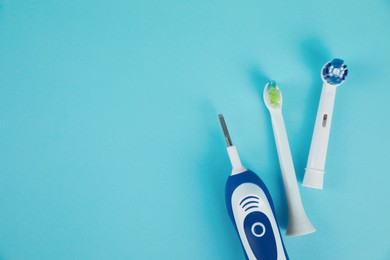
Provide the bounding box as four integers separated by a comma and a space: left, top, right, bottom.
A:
1, 1, 390, 259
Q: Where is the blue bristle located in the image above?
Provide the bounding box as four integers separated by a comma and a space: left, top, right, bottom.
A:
322, 58, 348, 85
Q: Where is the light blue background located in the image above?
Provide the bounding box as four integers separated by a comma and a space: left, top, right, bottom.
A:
1, 0, 390, 259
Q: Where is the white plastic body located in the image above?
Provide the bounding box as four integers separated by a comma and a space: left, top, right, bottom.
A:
227, 146, 247, 175
268, 109, 316, 236
231, 183, 287, 260
303, 82, 337, 189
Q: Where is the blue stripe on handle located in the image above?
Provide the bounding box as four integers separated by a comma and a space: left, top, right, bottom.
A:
239, 195, 259, 205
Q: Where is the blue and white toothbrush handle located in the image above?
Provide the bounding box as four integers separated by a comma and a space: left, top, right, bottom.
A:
225, 167, 289, 259
219, 114, 288, 259
303, 82, 337, 189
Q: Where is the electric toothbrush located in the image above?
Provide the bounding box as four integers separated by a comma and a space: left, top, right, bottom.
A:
219, 114, 288, 260
303, 58, 348, 189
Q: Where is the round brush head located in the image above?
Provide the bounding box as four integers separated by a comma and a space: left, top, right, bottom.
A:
321, 58, 348, 86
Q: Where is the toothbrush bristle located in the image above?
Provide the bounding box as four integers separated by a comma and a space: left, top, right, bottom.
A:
267, 81, 281, 107
322, 58, 348, 85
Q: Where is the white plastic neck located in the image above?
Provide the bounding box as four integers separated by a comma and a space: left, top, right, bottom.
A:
227, 146, 247, 175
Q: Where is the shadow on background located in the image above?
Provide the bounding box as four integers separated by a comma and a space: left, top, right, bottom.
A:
294, 37, 331, 182
248, 66, 289, 231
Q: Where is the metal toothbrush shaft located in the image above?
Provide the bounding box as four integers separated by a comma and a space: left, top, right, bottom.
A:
218, 114, 233, 147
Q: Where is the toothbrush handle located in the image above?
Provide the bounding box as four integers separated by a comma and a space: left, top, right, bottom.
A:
271, 112, 315, 236
303, 83, 337, 189
226, 171, 289, 260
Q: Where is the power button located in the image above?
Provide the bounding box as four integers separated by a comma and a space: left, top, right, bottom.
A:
251, 222, 266, 237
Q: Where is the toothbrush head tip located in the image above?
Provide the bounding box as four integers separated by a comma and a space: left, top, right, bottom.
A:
266, 81, 281, 108
322, 58, 348, 85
